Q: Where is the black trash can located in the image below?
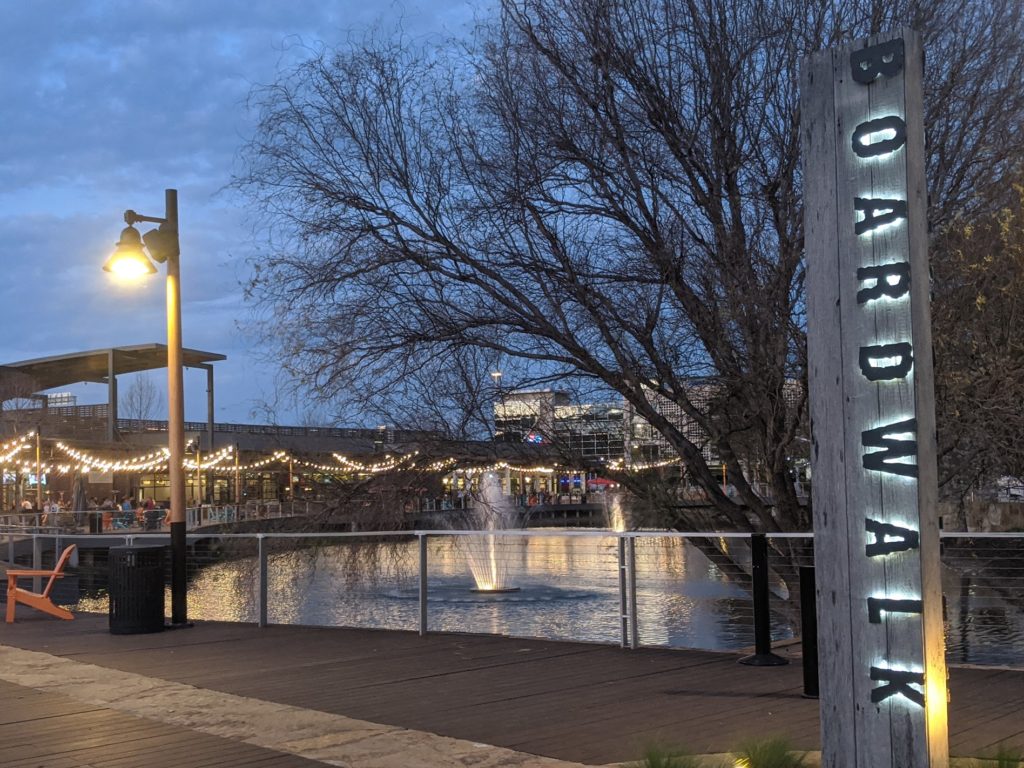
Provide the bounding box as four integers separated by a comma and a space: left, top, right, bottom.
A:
89, 512, 103, 534
109, 545, 166, 634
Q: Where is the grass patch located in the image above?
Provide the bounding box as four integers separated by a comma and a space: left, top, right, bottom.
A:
991, 744, 1023, 768
733, 737, 806, 768
629, 744, 702, 768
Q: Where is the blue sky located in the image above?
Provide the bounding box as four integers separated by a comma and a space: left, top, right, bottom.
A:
0, 0, 475, 424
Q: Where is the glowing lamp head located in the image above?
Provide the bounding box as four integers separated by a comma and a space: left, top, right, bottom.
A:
103, 225, 157, 279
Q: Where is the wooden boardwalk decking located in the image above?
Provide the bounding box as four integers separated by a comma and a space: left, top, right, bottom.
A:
0, 678, 332, 767
1, 613, 1022, 765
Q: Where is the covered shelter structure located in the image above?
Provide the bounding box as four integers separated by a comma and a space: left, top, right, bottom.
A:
0, 346, 592, 511
0, 344, 225, 447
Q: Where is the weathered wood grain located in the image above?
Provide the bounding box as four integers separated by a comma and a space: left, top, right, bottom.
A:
803, 27, 947, 767
802, 38, 858, 768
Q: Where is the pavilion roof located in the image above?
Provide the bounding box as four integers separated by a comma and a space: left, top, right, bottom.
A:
0, 344, 225, 393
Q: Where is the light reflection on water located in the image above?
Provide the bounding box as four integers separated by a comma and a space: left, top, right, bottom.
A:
175, 535, 784, 650
72, 533, 1024, 665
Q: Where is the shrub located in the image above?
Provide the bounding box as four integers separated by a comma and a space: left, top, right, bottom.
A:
630, 745, 702, 768
992, 744, 1023, 768
733, 737, 806, 768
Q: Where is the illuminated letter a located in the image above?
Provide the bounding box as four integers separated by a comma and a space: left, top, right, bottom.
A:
865, 518, 920, 557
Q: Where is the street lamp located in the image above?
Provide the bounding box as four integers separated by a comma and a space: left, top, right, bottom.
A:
103, 188, 189, 627
489, 371, 515, 497
489, 371, 504, 442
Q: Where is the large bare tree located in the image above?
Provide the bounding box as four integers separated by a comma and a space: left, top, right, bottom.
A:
0, 370, 46, 438
119, 375, 164, 422
932, 172, 1024, 503
238, 0, 1024, 532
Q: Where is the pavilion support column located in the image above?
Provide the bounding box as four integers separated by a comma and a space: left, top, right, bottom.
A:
107, 349, 118, 443
234, 444, 241, 505
203, 364, 214, 452
204, 364, 215, 502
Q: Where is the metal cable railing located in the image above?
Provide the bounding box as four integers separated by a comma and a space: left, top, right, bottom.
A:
2, 528, 1021, 668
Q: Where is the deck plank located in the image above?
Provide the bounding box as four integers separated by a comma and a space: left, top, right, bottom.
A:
0, 679, 333, 768
1, 614, 1022, 763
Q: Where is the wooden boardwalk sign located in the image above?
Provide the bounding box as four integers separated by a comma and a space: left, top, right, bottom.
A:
802, 29, 949, 767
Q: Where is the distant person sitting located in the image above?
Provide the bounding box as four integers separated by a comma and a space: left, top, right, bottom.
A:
114, 499, 135, 529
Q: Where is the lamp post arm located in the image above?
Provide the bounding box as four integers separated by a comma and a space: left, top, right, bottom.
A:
124, 210, 167, 226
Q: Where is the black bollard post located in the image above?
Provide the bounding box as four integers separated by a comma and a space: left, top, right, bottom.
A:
739, 533, 788, 666
800, 565, 819, 697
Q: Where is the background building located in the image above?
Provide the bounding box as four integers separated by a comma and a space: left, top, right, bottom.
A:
493, 390, 627, 462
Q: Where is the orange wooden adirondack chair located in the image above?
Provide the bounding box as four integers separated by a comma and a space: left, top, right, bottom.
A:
5, 544, 77, 623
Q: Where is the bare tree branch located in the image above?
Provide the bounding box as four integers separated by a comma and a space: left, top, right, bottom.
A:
235, 0, 1024, 533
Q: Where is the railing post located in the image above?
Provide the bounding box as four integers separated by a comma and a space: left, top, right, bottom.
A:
617, 535, 628, 648
418, 533, 429, 636
627, 535, 639, 650
739, 533, 788, 666
7, 527, 14, 565
32, 535, 42, 592
800, 565, 819, 697
258, 534, 268, 627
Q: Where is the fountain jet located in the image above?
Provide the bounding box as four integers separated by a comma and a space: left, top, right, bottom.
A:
459, 473, 521, 592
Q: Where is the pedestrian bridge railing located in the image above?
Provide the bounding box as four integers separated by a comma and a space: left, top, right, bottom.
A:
0, 502, 316, 535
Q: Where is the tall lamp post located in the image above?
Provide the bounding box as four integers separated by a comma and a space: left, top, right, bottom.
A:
490, 371, 511, 496
489, 371, 504, 441
103, 188, 189, 627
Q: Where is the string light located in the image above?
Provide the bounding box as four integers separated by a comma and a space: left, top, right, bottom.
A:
292, 456, 353, 473
39, 438, 672, 481
183, 445, 235, 470
421, 458, 459, 472
0, 432, 34, 463
56, 442, 171, 472
606, 456, 679, 471
332, 451, 420, 473
234, 450, 289, 471
456, 462, 559, 475
0, 462, 69, 475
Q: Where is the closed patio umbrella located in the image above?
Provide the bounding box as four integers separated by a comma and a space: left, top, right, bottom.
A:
71, 473, 88, 512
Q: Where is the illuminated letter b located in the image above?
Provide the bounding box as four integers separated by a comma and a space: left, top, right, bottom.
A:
851, 39, 904, 84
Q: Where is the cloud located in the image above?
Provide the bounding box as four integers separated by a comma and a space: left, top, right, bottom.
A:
0, 0, 477, 422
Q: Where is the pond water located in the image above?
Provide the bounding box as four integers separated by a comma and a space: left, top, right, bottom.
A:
74, 531, 1024, 666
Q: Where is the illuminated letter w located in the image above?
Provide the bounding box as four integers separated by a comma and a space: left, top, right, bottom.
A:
861, 418, 918, 478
